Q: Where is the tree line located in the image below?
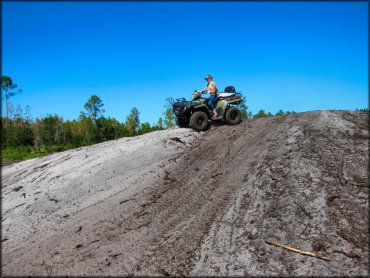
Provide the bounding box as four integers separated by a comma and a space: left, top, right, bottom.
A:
1, 76, 170, 162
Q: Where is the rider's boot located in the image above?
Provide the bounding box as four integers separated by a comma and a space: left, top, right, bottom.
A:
212, 109, 222, 120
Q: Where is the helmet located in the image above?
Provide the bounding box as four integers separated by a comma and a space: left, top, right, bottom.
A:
204, 74, 212, 80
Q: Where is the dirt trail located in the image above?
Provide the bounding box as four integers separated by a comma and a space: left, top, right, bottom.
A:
2, 110, 368, 276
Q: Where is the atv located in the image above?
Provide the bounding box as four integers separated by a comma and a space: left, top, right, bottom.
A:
172, 86, 243, 131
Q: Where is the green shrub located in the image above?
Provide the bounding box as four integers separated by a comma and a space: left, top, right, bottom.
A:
1, 144, 79, 163
2, 146, 33, 162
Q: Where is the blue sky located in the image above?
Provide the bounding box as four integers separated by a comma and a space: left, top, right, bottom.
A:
2, 1, 368, 124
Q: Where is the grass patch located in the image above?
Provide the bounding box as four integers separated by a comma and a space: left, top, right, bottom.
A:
1, 144, 78, 164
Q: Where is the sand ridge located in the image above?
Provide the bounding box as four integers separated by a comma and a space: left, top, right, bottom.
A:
2, 110, 369, 276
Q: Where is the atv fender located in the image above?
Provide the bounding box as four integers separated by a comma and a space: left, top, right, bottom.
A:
216, 100, 228, 116
216, 100, 228, 109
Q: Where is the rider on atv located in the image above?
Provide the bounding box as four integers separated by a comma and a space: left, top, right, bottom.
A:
172, 80, 243, 131
203, 74, 221, 120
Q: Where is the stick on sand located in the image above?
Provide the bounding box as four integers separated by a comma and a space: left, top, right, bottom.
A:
265, 239, 330, 261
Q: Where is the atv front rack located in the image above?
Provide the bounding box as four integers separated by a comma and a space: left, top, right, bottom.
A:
175, 97, 186, 103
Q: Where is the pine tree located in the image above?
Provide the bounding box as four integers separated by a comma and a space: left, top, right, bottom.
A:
1, 76, 22, 127
125, 107, 140, 136
81, 95, 105, 122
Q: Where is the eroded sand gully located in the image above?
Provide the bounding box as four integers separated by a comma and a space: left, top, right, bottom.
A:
2, 110, 369, 276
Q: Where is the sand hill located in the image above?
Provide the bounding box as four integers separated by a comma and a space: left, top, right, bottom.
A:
2, 110, 368, 276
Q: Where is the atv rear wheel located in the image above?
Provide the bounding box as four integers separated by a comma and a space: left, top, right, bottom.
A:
175, 117, 189, 128
225, 107, 242, 125
190, 111, 209, 131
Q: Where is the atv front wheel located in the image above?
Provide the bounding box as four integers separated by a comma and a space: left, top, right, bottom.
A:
175, 117, 189, 128
190, 111, 209, 131
225, 107, 242, 125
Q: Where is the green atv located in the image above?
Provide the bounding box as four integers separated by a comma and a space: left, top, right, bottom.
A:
172, 86, 243, 131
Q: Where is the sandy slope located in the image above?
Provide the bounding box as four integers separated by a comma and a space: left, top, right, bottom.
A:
1, 110, 369, 276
